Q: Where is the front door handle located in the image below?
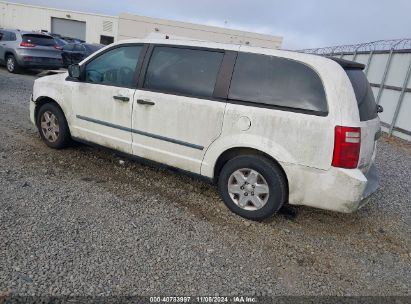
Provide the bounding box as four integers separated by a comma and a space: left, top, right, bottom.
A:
113, 96, 129, 102
137, 99, 155, 106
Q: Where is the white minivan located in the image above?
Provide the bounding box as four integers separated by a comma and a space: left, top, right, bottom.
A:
30, 39, 382, 220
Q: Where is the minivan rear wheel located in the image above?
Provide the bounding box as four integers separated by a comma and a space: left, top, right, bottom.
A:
6, 55, 20, 73
218, 155, 287, 221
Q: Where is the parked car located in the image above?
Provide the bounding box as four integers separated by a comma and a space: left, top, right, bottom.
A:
0, 29, 63, 73
61, 43, 103, 67
29, 39, 382, 220
54, 37, 68, 49
62, 37, 85, 44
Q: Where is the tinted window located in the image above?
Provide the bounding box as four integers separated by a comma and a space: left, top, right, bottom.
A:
22, 34, 55, 46
62, 44, 74, 51
1, 31, 16, 41
144, 47, 224, 98
85, 45, 142, 87
346, 69, 377, 121
1, 31, 10, 41
228, 53, 328, 113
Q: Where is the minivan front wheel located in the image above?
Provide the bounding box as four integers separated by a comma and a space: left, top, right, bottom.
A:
218, 155, 287, 221
36, 103, 71, 149
6, 55, 19, 73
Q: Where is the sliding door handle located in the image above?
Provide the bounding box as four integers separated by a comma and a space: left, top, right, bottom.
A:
137, 99, 155, 106
113, 96, 129, 102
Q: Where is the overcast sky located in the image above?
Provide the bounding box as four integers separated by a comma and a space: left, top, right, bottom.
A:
8, 0, 411, 49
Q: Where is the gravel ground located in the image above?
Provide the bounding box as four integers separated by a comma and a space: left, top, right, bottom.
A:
0, 67, 410, 297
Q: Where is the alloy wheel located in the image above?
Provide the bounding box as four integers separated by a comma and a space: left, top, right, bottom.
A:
40, 111, 60, 143
6, 58, 14, 72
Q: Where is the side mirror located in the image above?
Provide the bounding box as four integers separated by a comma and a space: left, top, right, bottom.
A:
377, 104, 384, 113
68, 64, 81, 79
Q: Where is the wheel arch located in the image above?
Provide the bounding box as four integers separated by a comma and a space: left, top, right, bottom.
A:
213, 147, 289, 194
4, 51, 14, 60
34, 96, 66, 127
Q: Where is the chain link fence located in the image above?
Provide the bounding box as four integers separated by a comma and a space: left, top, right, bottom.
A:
300, 39, 411, 141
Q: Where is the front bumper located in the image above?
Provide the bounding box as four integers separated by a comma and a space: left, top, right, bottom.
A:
29, 94, 36, 126
283, 163, 379, 213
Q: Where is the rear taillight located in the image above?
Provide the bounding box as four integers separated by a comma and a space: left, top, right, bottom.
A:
332, 126, 361, 169
54, 45, 62, 50
20, 41, 36, 47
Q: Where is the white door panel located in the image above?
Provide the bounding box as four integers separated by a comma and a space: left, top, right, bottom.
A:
69, 44, 144, 154
132, 90, 226, 173
71, 83, 134, 154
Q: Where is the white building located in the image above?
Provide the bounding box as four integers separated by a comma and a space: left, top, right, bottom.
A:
0, 1, 118, 44
0, 1, 283, 48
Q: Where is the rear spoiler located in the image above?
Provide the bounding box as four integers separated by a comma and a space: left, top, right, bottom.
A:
327, 57, 365, 70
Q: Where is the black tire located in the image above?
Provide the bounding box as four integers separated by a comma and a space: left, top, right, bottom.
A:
6, 54, 20, 73
218, 155, 287, 221
36, 103, 71, 149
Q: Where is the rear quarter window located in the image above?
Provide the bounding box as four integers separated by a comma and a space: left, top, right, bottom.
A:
1, 31, 16, 41
22, 34, 55, 46
228, 53, 328, 114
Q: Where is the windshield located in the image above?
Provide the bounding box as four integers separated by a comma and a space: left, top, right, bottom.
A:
346, 69, 378, 121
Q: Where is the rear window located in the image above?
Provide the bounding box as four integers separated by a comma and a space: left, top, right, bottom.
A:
84, 44, 102, 53
62, 44, 74, 51
22, 34, 55, 46
346, 69, 377, 121
73, 44, 85, 52
228, 53, 328, 114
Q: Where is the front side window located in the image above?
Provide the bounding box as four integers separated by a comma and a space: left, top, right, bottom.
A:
85, 45, 142, 87
143, 46, 224, 98
228, 53, 328, 113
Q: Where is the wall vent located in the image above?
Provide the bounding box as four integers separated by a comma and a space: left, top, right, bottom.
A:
103, 20, 113, 33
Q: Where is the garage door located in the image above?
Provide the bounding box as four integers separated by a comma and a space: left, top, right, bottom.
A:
51, 18, 86, 41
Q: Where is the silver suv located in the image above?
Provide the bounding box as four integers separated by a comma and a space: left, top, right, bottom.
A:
0, 29, 63, 73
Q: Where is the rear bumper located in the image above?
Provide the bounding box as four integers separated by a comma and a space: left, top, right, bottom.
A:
15, 50, 63, 69
20, 60, 63, 69
284, 163, 379, 213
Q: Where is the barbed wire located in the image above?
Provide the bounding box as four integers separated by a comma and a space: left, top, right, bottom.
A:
299, 38, 411, 55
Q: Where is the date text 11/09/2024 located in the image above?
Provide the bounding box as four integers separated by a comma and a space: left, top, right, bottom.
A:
149, 296, 258, 303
